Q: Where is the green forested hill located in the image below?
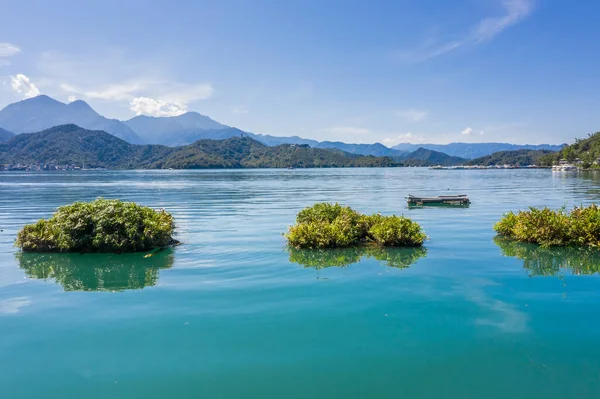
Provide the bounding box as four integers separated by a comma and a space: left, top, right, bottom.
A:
0, 125, 398, 169
468, 149, 555, 166
398, 147, 466, 166
539, 132, 599, 167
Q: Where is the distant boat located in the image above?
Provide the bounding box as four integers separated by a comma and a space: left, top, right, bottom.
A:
287, 166, 295, 170
407, 194, 470, 206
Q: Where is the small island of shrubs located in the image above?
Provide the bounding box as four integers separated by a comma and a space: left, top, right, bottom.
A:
16, 198, 177, 253
285, 203, 426, 249
494, 204, 600, 247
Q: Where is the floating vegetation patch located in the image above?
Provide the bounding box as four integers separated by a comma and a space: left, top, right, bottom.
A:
16, 198, 177, 253
494, 237, 600, 276
287, 245, 427, 270
494, 204, 600, 247
15, 249, 174, 291
285, 203, 426, 249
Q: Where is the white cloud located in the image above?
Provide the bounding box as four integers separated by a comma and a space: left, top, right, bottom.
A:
461, 127, 473, 135
0, 42, 21, 57
231, 106, 250, 114
400, 0, 534, 62
67, 95, 77, 102
11, 74, 40, 98
382, 132, 428, 146
325, 126, 371, 135
129, 97, 188, 117
395, 109, 428, 122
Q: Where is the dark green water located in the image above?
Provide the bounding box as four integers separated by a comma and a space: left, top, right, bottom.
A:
2, 169, 600, 398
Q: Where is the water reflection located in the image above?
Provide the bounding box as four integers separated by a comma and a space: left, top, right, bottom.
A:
15, 249, 174, 291
287, 246, 427, 270
495, 237, 600, 276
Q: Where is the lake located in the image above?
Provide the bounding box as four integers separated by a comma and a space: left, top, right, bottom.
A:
2, 168, 600, 398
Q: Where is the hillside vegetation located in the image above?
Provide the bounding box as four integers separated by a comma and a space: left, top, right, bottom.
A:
469, 149, 554, 166
539, 132, 600, 167
0, 124, 398, 169
398, 147, 466, 166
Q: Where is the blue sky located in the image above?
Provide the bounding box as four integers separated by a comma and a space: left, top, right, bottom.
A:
0, 0, 598, 145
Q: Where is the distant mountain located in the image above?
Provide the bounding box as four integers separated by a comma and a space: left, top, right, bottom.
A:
313, 141, 406, 157
124, 112, 229, 146
0, 125, 399, 169
0, 95, 143, 144
399, 148, 467, 167
392, 142, 563, 159
468, 149, 554, 166
0, 127, 14, 143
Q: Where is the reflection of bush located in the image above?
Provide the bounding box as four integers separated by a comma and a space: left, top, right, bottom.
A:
287, 245, 427, 270
15, 249, 174, 291
494, 237, 600, 276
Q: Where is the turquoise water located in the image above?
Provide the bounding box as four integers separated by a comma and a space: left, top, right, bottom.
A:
2, 168, 600, 398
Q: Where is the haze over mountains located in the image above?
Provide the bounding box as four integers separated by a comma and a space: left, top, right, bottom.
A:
0, 95, 563, 159
0, 127, 14, 143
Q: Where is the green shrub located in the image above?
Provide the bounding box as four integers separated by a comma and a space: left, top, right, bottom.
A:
368, 215, 426, 247
285, 203, 426, 249
16, 198, 177, 253
494, 204, 600, 247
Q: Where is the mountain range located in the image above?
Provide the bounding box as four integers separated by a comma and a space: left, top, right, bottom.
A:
0, 125, 398, 169
0, 95, 562, 159
0, 95, 143, 144
392, 142, 563, 159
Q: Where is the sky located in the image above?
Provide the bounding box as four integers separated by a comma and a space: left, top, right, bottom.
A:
0, 0, 599, 145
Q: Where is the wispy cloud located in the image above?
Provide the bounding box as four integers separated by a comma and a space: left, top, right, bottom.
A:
0, 42, 21, 57
231, 106, 250, 114
325, 126, 371, 135
11, 74, 40, 98
461, 127, 484, 136
60, 79, 214, 116
400, 0, 534, 62
395, 108, 428, 122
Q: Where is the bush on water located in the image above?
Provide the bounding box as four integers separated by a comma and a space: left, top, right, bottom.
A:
494, 204, 600, 247
285, 202, 426, 249
16, 198, 177, 253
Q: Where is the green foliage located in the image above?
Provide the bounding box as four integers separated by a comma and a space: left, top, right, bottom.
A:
494, 204, 600, 247
287, 245, 427, 269
15, 249, 174, 291
494, 237, 600, 276
0, 125, 399, 169
368, 215, 427, 246
285, 203, 426, 249
468, 149, 555, 167
398, 148, 466, 167
539, 132, 600, 167
16, 198, 177, 253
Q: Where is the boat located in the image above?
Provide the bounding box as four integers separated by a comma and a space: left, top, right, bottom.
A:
407, 194, 470, 206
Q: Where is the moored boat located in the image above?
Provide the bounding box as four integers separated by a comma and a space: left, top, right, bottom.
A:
407, 194, 470, 206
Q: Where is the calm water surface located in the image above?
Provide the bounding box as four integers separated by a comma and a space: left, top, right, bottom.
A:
2, 168, 600, 398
